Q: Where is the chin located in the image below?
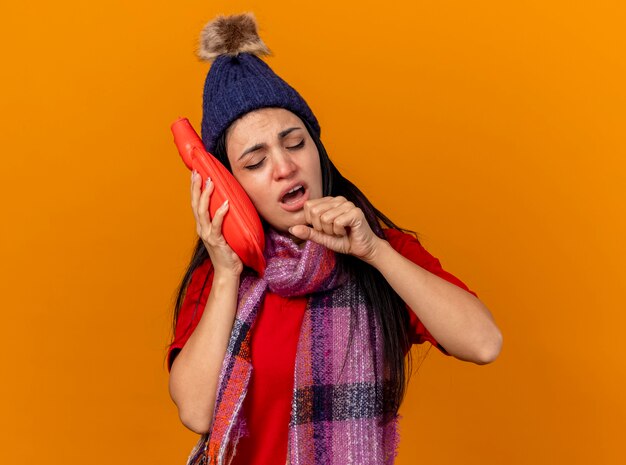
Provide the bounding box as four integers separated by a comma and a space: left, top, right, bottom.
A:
262, 218, 292, 235
261, 207, 307, 234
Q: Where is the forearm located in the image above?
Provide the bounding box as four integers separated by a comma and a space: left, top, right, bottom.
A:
367, 239, 502, 364
168, 272, 240, 433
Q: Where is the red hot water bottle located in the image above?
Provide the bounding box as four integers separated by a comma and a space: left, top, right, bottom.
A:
171, 117, 266, 276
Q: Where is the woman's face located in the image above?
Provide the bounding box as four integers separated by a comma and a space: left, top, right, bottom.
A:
225, 107, 323, 236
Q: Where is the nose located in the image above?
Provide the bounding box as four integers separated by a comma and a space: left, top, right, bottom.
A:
272, 150, 297, 180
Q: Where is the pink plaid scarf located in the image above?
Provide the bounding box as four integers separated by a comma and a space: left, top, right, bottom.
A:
186, 228, 400, 465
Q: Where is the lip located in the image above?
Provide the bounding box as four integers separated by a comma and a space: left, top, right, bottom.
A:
279, 182, 309, 212
278, 181, 307, 202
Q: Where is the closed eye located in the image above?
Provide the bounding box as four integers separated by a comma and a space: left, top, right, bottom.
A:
287, 140, 305, 150
245, 157, 266, 170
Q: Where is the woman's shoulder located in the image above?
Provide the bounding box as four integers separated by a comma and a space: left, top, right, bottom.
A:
382, 227, 423, 251
383, 227, 479, 298
382, 227, 441, 273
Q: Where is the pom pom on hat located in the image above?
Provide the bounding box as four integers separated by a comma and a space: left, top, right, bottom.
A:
198, 12, 321, 153
198, 12, 271, 62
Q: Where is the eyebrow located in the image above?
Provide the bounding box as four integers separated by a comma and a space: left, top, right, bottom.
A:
237, 127, 303, 161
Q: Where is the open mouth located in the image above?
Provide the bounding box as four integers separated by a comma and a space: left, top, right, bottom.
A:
280, 185, 306, 205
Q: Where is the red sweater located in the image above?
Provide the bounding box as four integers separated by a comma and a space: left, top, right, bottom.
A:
168, 229, 478, 464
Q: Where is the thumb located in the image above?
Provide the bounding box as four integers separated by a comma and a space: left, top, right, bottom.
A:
289, 225, 313, 240
289, 225, 339, 250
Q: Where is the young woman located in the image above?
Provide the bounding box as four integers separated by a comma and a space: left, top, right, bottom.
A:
167, 12, 502, 465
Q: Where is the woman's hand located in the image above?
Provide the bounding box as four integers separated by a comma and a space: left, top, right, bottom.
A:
191, 171, 243, 277
289, 196, 384, 263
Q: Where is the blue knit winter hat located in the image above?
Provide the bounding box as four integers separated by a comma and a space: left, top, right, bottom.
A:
197, 12, 321, 154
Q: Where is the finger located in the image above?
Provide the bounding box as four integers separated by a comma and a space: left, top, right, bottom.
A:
190, 171, 200, 219
305, 197, 343, 232
303, 198, 324, 231
302, 196, 333, 218
290, 225, 346, 252
306, 195, 346, 206
210, 199, 229, 240
290, 224, 314, 240
333, 209, 361, 235
320, 203, 353, 237
197, 177, 215, 233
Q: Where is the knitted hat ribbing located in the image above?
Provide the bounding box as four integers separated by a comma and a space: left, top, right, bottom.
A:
198, 13, 321, 154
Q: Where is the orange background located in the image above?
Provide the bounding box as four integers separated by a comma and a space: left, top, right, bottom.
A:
1, 1, 624, 464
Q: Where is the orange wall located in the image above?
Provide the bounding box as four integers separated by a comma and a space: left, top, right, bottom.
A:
1, 1, 624, 464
